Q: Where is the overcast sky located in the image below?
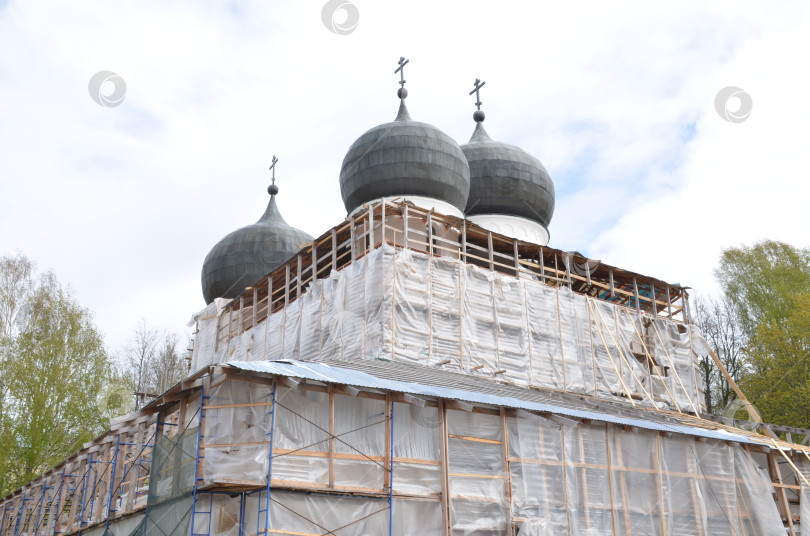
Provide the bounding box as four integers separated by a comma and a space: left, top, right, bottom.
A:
1, 0, 808, 356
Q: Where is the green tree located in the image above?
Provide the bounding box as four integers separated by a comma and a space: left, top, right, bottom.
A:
714, 240, 810, 427
741, 292, 810, 427
715, 240, 810, 339
0, 254, 114, 495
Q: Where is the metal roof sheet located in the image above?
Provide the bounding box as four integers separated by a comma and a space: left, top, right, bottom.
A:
225, 359, 762, 447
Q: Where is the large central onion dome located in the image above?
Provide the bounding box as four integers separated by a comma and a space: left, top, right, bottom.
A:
201, 175, 313, 304
339, 58, 470, 217
461, 81, 555, 245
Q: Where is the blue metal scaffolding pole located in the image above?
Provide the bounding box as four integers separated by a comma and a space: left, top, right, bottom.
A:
189, 386, 208, 536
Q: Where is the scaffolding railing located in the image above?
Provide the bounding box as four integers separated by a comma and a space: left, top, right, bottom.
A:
4, 362, 810, 536
203, 200, 691, 355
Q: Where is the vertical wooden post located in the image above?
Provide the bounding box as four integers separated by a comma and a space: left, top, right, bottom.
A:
633, 278, 641, 315
368, 204, 374, 251
513, 240, 520, 276
539, 248, 546, 284
350, 216, 357, 262
381, 199, 387, 245
312, 242, 318, 282
576, 426, 591, 530
500, 408, 513, 534
331, 228, 338, 271
252, 287, 258, 330
769, 449, 796, 535
585, 258, 591, 287
238, 296, 244, 336
384, 395, 392, 493
427, 212, 434, 256
564, 255, 572, 288
438, 401, 452, 536
609, 269, 615, 299
267, 277, 274, 315
461, 221, 467, 261
125, 422, 145, 512
54, 468, 68, 534
198, 384, 208, 485
686, 440, 705, 536
536, 420, 552, 523
224, 306, 234, 355
612, 428, 631, 534
650, 283, 657, 315
66, 459, 85, 533
681, 290, 692, 324
604, 425, 619, 536
93, 445, 111, 523
487, 231, 494, 271
328, 386, 335, 490
284, 265, 290, 307
666, 287, 672, 319
296, 254, 302, 299
403, 204, 409, 250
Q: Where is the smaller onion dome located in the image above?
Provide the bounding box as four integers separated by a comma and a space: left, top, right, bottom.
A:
339, 57, 471, 217
201, 167, 313, 304
461, 79, 555, 245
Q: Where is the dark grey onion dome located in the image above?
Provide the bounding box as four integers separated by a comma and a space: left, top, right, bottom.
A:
462, 121, 555, 229
201, 187, 313, 305
339, 99, 471, 215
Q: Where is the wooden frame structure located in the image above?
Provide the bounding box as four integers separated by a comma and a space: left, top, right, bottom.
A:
207, 199, 691, 352
3, 363, 808, 536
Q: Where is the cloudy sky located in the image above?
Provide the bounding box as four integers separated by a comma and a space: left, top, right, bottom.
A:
1, 0, 808, 355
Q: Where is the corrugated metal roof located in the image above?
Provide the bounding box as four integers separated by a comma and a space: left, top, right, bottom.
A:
225, 359, 763, 447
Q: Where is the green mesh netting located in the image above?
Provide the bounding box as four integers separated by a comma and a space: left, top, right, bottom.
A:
135, 426, 199, 536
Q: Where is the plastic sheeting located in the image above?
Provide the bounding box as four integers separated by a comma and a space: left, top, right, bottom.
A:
191, 377, 784, 535
191, 244, 705, 413
2, 366, 788, 536
203, 381, 273, 486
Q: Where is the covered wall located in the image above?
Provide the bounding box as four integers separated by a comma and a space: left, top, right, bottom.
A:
194, 376, 783, 535
193, 244, 706, 413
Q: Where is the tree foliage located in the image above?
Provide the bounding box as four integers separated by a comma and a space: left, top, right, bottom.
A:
715, 240, 810, 339
713, 240, 810, 428
0, 254, 115, 496
741, 291, 810, 427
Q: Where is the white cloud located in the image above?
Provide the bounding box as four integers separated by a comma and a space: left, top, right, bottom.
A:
1, 0, 808, 351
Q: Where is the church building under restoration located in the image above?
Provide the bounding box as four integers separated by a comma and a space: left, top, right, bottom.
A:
4, 58, 810, 536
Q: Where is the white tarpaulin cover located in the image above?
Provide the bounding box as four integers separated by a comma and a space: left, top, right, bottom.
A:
192, 244, 705, 413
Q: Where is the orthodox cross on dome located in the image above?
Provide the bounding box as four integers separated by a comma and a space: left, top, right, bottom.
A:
395, 56, 409, 89
470, 78, 486, 110
268, 155, 279, 196
395, 56, 410, 100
